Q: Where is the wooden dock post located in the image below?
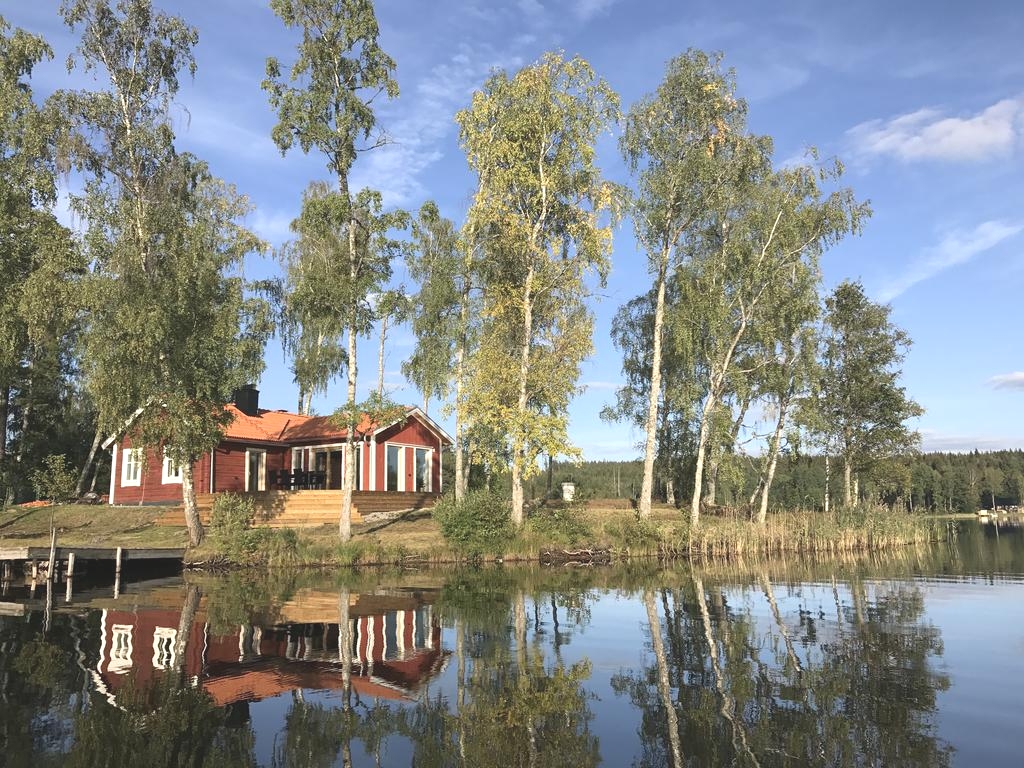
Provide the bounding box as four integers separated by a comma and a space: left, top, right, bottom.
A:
113, 546, 123, 599
47, 528, 57, 582
65, 552, 76, 603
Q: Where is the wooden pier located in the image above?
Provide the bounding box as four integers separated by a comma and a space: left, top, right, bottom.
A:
0, 545, 185, 605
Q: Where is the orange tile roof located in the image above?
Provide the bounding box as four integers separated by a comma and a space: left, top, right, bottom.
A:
221, 404, 313, 443
221, 404, 383, 445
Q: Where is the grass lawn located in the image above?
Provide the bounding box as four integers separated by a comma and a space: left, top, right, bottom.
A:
0, 503, 188, 550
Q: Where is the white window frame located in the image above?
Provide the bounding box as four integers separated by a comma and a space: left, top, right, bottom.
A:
161, 451, 183, 484
244, 448, 267, 492
152, 627, 178, 670
414, 447, 433, 492
121, 448, 142, 487
291, 447, 305, 471
385, 443, 404, 492
109, 624, 134, 674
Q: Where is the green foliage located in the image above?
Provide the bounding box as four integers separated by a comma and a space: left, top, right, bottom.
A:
433, 489, 515, 554
456, 52, 620, 525
526, 503, 594, 546
806, 280, 924, 506
207, 492, 300, 565
30, 454, 77, 503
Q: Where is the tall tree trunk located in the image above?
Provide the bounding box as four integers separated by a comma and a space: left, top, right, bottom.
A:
511, 265, 534, 528
843, 457, 853, 508
76, 425, 104, 497
181, 459, 203, 547
689, 389, 717, 527
755, 388, 792, 524
0, 385, 8, 504
644, 589, 682, 768
824, 455, 830, 513
454, 322, 468, 502
377, 314, 388, 397
639, 253, 668, 519
704, 450, 719, 508
341, 323, 357, 541
665, 478, 675, 507
0, 384, 8, 464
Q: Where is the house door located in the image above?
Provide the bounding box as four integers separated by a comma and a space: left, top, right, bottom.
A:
328, 450, 344, 490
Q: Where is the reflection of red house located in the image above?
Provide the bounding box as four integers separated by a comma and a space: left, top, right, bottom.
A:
105, 385, 452, 505
92, 593, 448, 708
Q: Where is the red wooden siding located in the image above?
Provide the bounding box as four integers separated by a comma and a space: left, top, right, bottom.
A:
112, 435, 212, 505
110, 409, 447, 503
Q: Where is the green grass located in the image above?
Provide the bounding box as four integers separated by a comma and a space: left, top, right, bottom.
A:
0, 503, 188, 549
0, 498, 947, 568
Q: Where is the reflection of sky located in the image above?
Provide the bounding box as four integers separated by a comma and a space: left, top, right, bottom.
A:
234, 543, 1024, 765
924, 580, 1024, 767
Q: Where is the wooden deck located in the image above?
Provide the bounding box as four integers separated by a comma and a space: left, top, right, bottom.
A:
0, 546, 185, 562
154, 490, 439, 528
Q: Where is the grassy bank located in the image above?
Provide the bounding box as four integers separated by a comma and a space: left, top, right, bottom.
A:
0, 498, 949, 568
0, 503, 187, 549
187, 497, 950, 568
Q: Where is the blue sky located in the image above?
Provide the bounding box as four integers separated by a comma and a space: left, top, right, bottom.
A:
8, 0, 1024, 458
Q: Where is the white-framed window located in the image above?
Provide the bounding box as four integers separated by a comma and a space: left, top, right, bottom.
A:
291, 447, 305, 471
121, 448, 142, 487
161, 451, 183, 484
152, 627, 178, 670
245, 448, 267, 492
109, 624, 134, 674
414, 447, 432, 492
386, 444, 402, 491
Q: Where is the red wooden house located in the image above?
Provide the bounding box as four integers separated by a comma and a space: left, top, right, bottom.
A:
106, 386, 452, 506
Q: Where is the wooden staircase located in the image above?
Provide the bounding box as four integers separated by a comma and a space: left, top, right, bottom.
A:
154, 490, 438, 528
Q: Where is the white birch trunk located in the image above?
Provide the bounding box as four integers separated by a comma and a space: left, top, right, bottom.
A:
645, 589, 682, 768
181, 459, 203, 547
639, 254, 668, 519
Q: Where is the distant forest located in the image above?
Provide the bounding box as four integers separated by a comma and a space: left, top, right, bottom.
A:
470, 451, 1024, 514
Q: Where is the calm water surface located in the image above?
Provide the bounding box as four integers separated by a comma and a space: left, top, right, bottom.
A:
1, 520, 1023, 767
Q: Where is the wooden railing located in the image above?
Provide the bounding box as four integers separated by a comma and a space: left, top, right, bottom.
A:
154, 490, 439, 528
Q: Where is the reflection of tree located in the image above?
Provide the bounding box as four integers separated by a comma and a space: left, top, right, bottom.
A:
373, 585, 599, 767
615, 576, 953, 767
67, 584, 260, 768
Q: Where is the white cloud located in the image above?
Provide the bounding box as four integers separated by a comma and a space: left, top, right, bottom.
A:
920, 430, 1024, 453
876, 220, 1023, 302
848, 97, 1024, 163
990, 372, 1024, 391
573, 0, 620, 21
246, 207, 296, 247
351, 43, 525, 207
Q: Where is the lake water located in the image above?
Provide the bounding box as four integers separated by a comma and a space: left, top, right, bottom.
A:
1, 520, 1023, 767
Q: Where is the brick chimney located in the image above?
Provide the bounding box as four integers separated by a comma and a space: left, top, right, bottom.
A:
233, 384, 260, 416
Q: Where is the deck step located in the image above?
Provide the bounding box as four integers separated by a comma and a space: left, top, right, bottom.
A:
154, 490, 438, 528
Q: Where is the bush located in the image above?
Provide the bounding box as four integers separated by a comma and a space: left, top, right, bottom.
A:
526, 503, 593, 546
433, 490, 514, 555
208, 493, 273, 563
31, 455, 78, 503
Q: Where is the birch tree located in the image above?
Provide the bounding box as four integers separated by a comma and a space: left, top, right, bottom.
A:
264, 0, 399, 541
618, 50, 749, 519
404, 201, 477, 500
680, 151, 867, 527
456, 53, 619, 526
59, 0, 270, 546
